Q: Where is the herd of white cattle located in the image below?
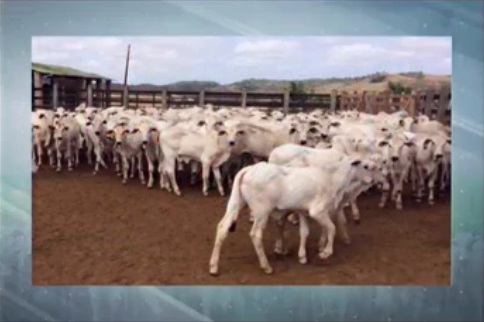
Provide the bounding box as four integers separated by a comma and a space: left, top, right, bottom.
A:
32, 102, 451, 276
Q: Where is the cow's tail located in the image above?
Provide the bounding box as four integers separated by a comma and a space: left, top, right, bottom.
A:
222, 165, 251, 232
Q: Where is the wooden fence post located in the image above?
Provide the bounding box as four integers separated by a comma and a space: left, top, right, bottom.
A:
241, 90, 247, 108
199, 90, 205, 107
86, 80, 93, 107
330, 90, 337, 113
424, 89, 435, 117
31, 70, 35, 110
105, 80, 111, 108
283, 90, 290, 114
161, 89, 168, 110
437, 87, 450, 123
52, 78, 59, 109
94, 79, 101, 107
365, 91, 374, 114
407, 91, 416, 117
359, 91, 366, 112
123, 86, 129, 108
382, 90, 391, 113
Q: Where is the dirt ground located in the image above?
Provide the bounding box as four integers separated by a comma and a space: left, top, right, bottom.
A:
32, 163, 450, 285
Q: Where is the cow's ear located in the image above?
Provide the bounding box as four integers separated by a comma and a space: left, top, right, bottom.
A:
351, 159, 361, 167
423, 138, 434, 149
378, 141, 389, 147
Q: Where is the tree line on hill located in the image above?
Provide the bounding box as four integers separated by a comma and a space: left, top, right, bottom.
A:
110, 71, 448, 96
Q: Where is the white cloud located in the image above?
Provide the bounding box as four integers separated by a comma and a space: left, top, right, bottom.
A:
399, 36, 450, 50
398, 36, 451, 59
230, 39, 301, 67
234, 39, 299, 54
32, 36, 223, 83
325, 43, 415, 66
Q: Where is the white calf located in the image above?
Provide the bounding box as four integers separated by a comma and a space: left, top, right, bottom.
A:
209, 157, 374, 275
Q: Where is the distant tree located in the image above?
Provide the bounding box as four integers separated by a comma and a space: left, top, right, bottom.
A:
369, 72, 387, 83
289, 81, 306, 95
289, 81, 308, 107
388, 81, 412, 95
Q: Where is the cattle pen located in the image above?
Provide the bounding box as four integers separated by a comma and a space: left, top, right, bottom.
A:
32, 80, 451, 286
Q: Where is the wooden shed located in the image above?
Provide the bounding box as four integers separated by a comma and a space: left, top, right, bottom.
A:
32, 62, 112, 110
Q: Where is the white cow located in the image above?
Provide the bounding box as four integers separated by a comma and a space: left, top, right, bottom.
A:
110, 121, 146, 185
52, 116, 82, 172
32, 110, 55, 168
209, 156, 374, 275
159, 120, 234, 196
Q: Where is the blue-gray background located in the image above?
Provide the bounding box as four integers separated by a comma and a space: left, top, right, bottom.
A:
1, 1, 483, 321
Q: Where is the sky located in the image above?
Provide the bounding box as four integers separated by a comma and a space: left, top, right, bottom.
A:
32, 36, 451, 85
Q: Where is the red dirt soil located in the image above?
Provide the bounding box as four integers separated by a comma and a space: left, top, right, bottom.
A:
33, 164, 450, 285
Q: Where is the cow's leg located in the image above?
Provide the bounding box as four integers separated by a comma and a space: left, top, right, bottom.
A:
209, 205, 242, 276
427, 167, 438, 205
312, 211, 336, 260
130, 157, 136, 178
137, 153, 146, 185
122, 156, 129, 184
85, 140, 93, 165
70, 139, 80, 167
177, 158, 184, 171
114, 152, 121, 176
249, 211, 273, 274
411, 164, 418, 194
273, 212, 289, 256
165, 157, 180, 195
56, 148, 62, 172
74, 142, 80, 167
48, 147, 55, 168
212, 166, 225, 196
158, 161, 170, 191
379, 179, 391, 208
415, 164, 425, 203
36, 142, 43, 166
336, 209, 351, 245
93, 144, 106, 174
190, 161, 199, 185
146, 154, 155, 188
202, 162, 211, 196
349, 197, 361, 224
297, 214, 310, 264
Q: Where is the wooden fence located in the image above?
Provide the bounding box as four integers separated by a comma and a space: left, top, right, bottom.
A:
32, 87, 451, 123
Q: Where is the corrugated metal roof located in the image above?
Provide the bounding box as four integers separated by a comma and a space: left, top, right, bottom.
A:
32, 62, 111, 81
